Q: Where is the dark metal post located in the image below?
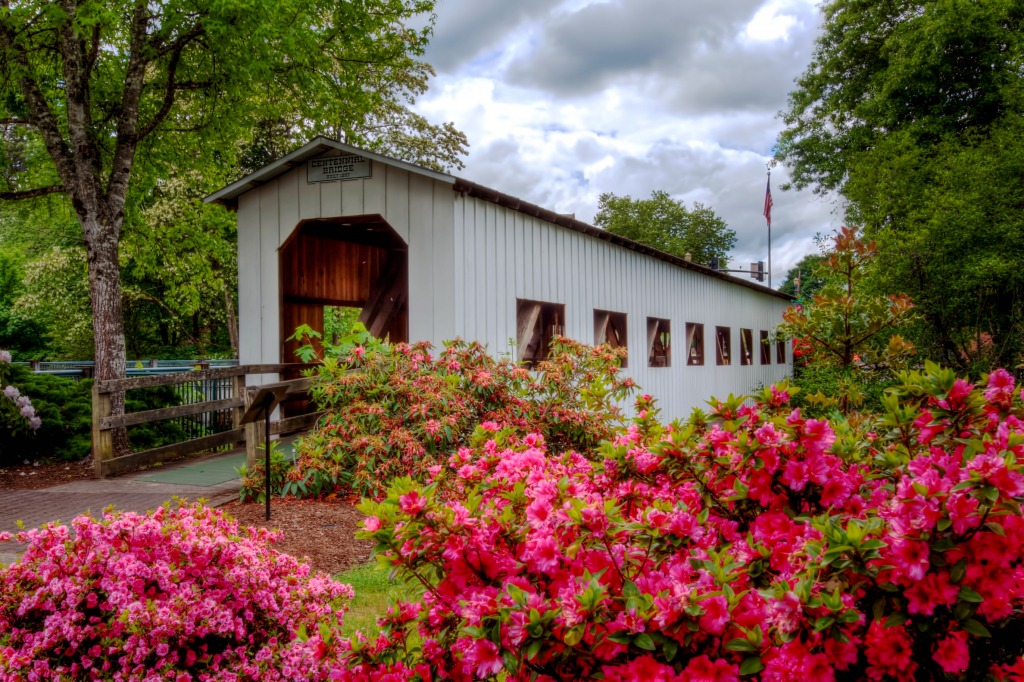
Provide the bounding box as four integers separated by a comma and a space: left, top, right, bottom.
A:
264, 398, 271, 521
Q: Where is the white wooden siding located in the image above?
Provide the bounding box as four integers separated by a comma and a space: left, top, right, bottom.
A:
451, 194, 791, 418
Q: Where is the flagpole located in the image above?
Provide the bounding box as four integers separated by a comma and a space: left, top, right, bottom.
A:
766, 165, 772, 288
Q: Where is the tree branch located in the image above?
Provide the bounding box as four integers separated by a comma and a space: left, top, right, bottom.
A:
0, 184, 65, 200
134, 23, 205, 142
0, 9, 76, 184
105, 2, 151, 208
0, 117, 36, 126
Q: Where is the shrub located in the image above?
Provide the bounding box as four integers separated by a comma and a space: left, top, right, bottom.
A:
0, 365, 190, 465
343, 365, 1024, 680
0, 502, 354, 680
241, 336, 633, 501
0, 352, 43, 464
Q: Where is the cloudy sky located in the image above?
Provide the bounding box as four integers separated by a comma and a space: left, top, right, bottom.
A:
412, 0, 844, 287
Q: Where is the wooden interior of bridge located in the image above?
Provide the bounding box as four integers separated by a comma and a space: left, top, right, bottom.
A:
279, 215, 408, 413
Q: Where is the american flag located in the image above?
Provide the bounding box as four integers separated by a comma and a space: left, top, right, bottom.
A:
763, 176, 773, 227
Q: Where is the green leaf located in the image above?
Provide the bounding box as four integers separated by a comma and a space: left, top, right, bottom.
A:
962, 619, 991, 638
725, 638, 757, 652
958, 587, 984, 603
739, 656, 764, 676
633, 633, 655, 651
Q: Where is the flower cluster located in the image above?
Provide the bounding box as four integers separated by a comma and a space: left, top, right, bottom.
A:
340, 365, 1024, 680
0, 351, 40, 432
0, 503, 354, 681
243, 337, 633, 500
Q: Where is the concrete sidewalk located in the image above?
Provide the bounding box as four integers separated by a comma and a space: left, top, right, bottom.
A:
0, 449, 245, 566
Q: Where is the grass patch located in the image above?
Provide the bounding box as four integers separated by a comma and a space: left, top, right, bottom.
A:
337, 561, 419, 639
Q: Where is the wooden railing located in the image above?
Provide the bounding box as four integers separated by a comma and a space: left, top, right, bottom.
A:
92, 364, 320, 478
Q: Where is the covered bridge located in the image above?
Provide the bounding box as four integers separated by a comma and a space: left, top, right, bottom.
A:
206, 137, 793, 417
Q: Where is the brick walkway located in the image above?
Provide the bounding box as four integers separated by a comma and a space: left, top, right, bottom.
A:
0, 452, 241, 566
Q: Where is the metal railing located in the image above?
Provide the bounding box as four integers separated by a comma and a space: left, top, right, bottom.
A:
12, 359, 239, 381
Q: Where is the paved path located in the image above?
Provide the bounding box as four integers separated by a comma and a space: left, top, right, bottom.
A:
0, 450, 244, 566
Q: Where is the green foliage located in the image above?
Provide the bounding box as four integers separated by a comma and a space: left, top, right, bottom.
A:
323, 308, 363, 347
776, 0, 1024, 371
12, 247, 93, 359
0, 250, 46, 359
593, 190, 736, 266
0, 367, 92, 463
790, 362, 898, 419
851, 122, 1024, 372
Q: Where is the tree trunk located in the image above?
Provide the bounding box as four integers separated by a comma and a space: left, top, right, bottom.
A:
224, 284, 239, 355
82, 211, 131, 457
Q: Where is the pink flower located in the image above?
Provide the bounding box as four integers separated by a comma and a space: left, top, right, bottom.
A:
889, 538, 930, 582
683, 654, 739, 682
698, 595, 730, 635
985, 369, 1016, 407
865, 620, 917, 680
933, 630, 970, 674
523, 534, 561, 575
466, 638, 503, 677
398, 491, 427, 515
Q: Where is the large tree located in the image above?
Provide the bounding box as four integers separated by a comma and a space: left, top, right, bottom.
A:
593, 190, 736, 267
0, 0, 459, 452
776, 0, 1024, 370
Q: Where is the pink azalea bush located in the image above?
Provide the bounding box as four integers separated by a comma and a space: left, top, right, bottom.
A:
341, 364, 1024, 680
0, 503, 353, 681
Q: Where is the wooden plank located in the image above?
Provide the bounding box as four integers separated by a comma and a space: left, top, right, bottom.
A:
298, 164, 322, 220
243, 385, 260, 469
92, 382, 113, 479
231, 374, 247, 442
406, 173, 434, 343
278, 168, 300, 248
517, 302, 541, 362
321, 177, 342, 217
342, 176, 364, 216
100, 429, 245, 478
594, 311, 610, 345
384, 166, 410, 243
259, 183, 281, 371
364, 162, 387, 215
647, 318, 659, 365
102, 396, 245, 430
432, 180, 455, 341
272, 411, 324, 436
237, 192, 262, 366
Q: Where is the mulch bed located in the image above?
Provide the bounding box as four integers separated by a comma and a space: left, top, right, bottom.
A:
0, 457, 95, 491
219, 498, 375, 576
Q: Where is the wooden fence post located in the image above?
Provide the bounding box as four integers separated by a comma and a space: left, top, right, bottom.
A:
243, 385, 262, 470
231, 374, 247, 447
91, 382, 113, 478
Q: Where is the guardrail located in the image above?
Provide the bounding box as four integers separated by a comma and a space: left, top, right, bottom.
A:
92, 364, 319, 478
14, 359, 240, 381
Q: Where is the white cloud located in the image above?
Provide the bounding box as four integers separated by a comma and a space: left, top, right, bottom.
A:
414, 0, 833, 285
